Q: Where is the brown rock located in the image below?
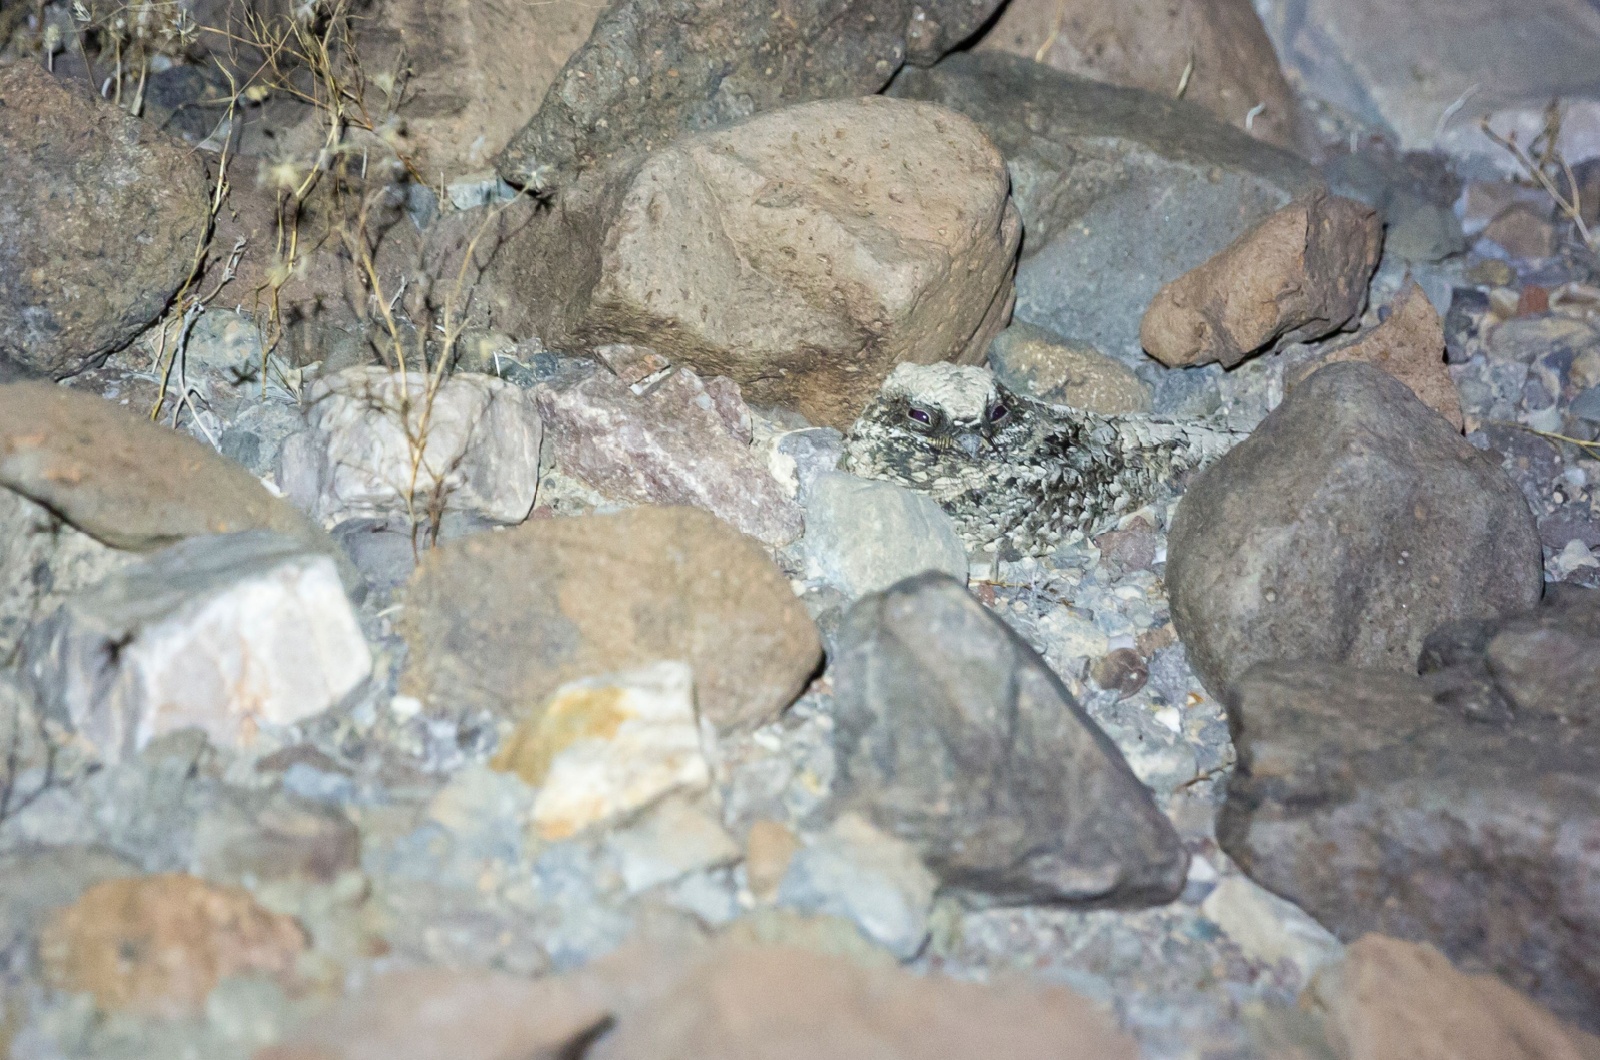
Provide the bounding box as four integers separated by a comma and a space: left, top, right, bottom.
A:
0, 65, 211, 380
1289, 281, 1464, 431
486, 97, 1021, 430
985, 323, 1150, 413
39, 873, 306, 1019
399, 507, 822, 732
0, 381, 329, 553
1307, 935, 1600, 1060
1090, 648, 1150, 699
975, 0, 1302, 151
1483, 202, 1561, 260
535, 368, 803, 546
593, 942, 1137, 1060
1141, 191, 1383, 368
744, 819, 802, 902
256, 968, 610, 1060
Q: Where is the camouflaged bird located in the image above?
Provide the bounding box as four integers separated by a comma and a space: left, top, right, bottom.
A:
843, 363, 1245, 557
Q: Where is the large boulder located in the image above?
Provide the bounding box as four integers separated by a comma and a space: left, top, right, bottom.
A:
0, 65, 210, 379
399, 506, 822, 732
1166, 363, 1541, 697
493, 0, 1009, 184
830, 572, 1187, 906
485, 97, 1021, 429
887, 52, 1321, 362
975, 0, 1303, 150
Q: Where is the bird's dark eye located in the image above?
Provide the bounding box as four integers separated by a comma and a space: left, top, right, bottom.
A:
907, 407, 933, 426
989, 402, 1009, 423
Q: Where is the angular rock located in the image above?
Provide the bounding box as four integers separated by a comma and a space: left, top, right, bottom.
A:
986, 322, 1150, 413
284, 367, 542, 527
192, 791, 361, 887
0, 381, 331, 553
489, 97, 1021, 430
38, 873, 306, 1019
1305, 935, 1600, 1060
399, 506, 822, 732
777, 813, 939, 960
830, 572, 1187, 906
1141, 192, 1383, 368
24, 531, 372, 765
0, 488, 130, 662
489, 662, 713, 841
494, 0, 1008, 183
888, 52, 1322, 361
1200, 876, 1343, 984
744, 820, 802, 903
1166, 363, 1541, 698
0, 846, 139, 957
0, 64, 210, 379
1220, 660, 1600, 1031
802, 472, 968, 599
608, 795, 741, 894
1288, 280, 1463, 430
592, 941, 1138, 1060
1483, 202, 1562, 260
536, 368, 802, 547
974, 0, 1302, 150
257, 967, 611, 1060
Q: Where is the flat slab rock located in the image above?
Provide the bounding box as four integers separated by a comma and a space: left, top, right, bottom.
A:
830, 571, 1187, 906
1166, 362, 1542, 698
0, 65, 210, 379
1221, 656, 1600, 1032
399, 506, 822, 732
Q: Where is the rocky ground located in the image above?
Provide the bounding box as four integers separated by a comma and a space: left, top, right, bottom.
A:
3, 0, 1600, 1057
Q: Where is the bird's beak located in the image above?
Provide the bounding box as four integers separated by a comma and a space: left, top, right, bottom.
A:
955, 430, 985, 458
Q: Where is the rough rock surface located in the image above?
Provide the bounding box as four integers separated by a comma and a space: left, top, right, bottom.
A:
1305, 935, 1600, 1060
986, 322, 1150, 412
0, 489, 130, 663
400, 507, 821, 732
975, 0, 1302, 150
489, 97, 1021, 430
801, 471, 968, 599
590, 941, 1138, 1060
888, 52, 1321, 361
1221, 658, 1600, 1031
0, 382, 330, 553
493, 0, 1009, 184
0, 64, 210, 379
1167, 363, 1541, 697
536, 368, 802, 547
283, 367, 543, 527
1141, 192, 1384, 368
38, 873, 306, 1019
830, 572, 1187, 906
24, 531, 371, 765
1289, 280, 1464, 431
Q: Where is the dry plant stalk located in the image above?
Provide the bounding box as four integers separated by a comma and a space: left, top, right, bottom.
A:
1481, 100, 1596, 253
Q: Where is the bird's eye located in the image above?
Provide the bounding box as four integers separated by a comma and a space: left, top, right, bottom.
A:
989, 402, 1009, 423
907, 407, 933, 426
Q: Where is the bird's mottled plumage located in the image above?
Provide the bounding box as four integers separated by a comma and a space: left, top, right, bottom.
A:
843, 363, 1244, 556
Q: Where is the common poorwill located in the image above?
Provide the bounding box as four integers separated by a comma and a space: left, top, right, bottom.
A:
843, 363, 1245, 556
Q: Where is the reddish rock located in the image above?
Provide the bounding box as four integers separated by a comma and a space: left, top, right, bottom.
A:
1141, 192, 1382, 368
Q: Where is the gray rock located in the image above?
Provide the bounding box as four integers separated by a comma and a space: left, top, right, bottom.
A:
1219, 655, 1600, 1032
607, 797, 741, 895
830, 572, 1187, 907
772, 428, 846, 500
24, 531, 372, 764
1167, 363, 1542, 698
0, 845, 139, 958
803, 472, 967, 599
888, 52, 1321, 362
0, 65, 210, 379
536, 368, 804, 547
0, 488, 131, 664
778, 813, 939, 960
494, 0, 1008, 184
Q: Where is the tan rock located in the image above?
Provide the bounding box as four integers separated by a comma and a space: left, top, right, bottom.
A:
0, 382, 329, 553
485, 96, 1022, 430
986, 322, 1150, 413
975, 0, 1302, 151
39, 873, 306, 1019
595, 942, 1138, 1060
1141, 192, 1383, 368
744, 819, 802, 902
1289, 281, 1464, 431
256, 967, 609, 1060
1307, 935, 1600, 1060
1483, 203, 1561, 260
400, 507, 822, 732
